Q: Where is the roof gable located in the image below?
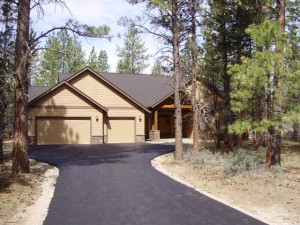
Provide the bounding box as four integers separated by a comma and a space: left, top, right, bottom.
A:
65, 67, 152, 112
59, 67, 175, 109
29, 81, 108, 112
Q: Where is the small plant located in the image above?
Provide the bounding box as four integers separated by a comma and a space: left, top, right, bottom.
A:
222, 148, 265, 176
184, 149, 222, 169
272, 165, 283, 175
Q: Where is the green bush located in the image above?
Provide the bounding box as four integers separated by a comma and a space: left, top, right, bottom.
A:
222, 148, 265, 176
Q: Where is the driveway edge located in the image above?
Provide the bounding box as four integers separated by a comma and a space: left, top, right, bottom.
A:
151, 153, 269, 225
25, 165, 59, 225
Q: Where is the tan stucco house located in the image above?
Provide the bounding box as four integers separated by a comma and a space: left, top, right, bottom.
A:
28, 67, 193, 145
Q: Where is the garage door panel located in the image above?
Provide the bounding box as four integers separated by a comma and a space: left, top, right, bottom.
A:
37, 118, 91, 144
108, 118, 135, 143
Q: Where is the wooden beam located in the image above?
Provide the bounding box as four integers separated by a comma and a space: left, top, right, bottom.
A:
152, 109, 158, 130
161, 104, 192, 109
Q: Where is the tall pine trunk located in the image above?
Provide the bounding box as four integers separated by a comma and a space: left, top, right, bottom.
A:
266, 0, 285, 167
12, 0, 31, 173
236, 5, 243, 147
191, 0, 200, 152
292, 123, 300, 141
0, 111, 3, 162
221, 20, 234, 149
172, 0, 183, 160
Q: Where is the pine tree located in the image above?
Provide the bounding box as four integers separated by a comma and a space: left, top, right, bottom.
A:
36, 35, 60, 85
36, 30, 86, 86
116, 25, 149, 74
128, 0, 189, 159
0, 0, 17, 162
97, 50, 110, 72
11, 0, 111, 174
12, 0, 31, 173
151, 60, 165, 76
229, 17, 299, 166
87, 48, 110, 72
201, 0, 269, 148
287, 0, 300, 141
87, 47, 98, 70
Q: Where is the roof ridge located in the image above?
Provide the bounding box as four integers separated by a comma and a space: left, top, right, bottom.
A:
29, 85, 53, 87
99, 72, 172, 78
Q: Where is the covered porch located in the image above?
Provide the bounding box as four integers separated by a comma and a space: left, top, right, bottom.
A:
146, 98, 193, 140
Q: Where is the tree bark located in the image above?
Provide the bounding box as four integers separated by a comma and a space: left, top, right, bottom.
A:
221, 19, 234, 150
11, 0, 31, 173
172, 0, 183, 160
292, 123, 300, 141
191, 0, 200, 152
0, 112, 4, 162
236, 4, 244, 147
266, 0, 285, 167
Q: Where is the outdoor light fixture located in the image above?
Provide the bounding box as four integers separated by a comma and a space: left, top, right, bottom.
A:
96, 115, 99, 122
28, 115, 32, 120
139, 116, 142, 122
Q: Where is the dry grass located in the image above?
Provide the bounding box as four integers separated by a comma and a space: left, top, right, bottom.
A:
0, 140, 55, 225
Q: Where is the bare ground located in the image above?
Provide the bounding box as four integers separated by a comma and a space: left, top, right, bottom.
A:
0, 140, 58, 225
152, 140, 300, 225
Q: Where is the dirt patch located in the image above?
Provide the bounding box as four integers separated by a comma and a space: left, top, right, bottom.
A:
152, 141, 300, 225
0, 140, 58, 225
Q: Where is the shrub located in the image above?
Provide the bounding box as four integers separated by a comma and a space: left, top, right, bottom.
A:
271, 165, 283, 175
222, 148, 265, 176
185, 149, 222, 169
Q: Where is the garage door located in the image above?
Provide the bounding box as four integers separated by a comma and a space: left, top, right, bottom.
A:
37, 118, 91, 144
107, 118, 135, 143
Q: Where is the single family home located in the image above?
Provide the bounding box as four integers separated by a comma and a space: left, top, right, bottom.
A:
28, 67, 194, 144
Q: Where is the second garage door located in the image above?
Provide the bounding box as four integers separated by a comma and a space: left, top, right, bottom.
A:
107, 118, 135, 143
37, 118, 91, 145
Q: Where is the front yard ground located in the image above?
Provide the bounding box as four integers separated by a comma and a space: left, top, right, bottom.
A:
0, 140, 58, 225
152, 139, 300, 225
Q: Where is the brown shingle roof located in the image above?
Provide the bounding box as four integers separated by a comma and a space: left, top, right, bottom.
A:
101, 73, 174, 108
28, 86, 52, 102
58, 71, 175, 109
29, 68, 176, 109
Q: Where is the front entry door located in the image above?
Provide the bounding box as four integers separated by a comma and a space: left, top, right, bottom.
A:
158, 114, 171, 137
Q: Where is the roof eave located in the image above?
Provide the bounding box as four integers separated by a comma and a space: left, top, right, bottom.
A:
151, 92, 174, 109
66, 67, 151, 113
29, 81, 108, 112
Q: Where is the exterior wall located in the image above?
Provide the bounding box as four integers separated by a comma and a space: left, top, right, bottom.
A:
70, 71, 145, 137
70, 71, 135, 107
29, 85, 104, 143
35, 85, 91, 107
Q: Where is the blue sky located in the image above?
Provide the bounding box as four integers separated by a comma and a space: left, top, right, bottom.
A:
32, 0, 159, 73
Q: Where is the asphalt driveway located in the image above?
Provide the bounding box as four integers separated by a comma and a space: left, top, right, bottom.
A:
29, 144, 265, 225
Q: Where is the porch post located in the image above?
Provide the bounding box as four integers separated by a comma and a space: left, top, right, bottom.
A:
152, 109, 158, 130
